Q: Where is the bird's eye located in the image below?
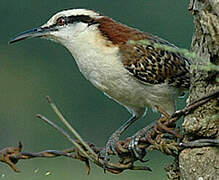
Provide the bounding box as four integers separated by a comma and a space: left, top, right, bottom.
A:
57, 17, 66, 26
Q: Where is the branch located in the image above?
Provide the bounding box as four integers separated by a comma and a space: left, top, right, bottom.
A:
0, 89, 218, 174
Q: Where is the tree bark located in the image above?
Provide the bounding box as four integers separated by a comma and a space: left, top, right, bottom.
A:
179, 0, 219, 180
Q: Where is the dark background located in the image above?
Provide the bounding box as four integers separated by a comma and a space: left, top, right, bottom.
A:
0, 0, 192, 179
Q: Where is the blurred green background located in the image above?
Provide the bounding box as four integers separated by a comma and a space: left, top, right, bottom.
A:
0, 0, 193, 179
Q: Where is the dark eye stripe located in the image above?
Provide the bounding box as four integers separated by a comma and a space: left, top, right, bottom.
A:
56, 15, 98, 26
67, 15, 97, 25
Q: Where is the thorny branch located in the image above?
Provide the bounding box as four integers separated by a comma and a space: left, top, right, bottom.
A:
0, 89, 218, 174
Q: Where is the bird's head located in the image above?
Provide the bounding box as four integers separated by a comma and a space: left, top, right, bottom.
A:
9, 9, 103, 45
9, 8, 146, 48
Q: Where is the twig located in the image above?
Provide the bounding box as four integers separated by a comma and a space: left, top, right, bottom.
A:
36, 114, 92, 160
46, 96, 96, 157
129, 39, 197, 59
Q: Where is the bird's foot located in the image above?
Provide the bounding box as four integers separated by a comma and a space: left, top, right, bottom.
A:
128, 136, 150, 160
129, 131, 178, 157
128, 117, 180, 158
128, 122, 156, 159
98, 132, 121, 171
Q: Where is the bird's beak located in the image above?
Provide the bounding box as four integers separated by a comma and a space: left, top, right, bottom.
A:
9, 26, 55, 44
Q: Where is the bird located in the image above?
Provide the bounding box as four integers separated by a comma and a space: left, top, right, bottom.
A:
9, 9, 190, 166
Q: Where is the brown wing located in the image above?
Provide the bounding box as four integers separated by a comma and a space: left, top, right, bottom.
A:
96, 16, 190, 89
119, 35, 190, 89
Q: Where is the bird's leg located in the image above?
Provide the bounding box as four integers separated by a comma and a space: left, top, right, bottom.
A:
99, 115, 138, 170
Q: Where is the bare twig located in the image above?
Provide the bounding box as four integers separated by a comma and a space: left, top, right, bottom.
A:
46, 96, 96, 156
36, 114, 92, 160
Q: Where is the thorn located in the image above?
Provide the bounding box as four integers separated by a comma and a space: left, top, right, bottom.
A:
36, 114, 42, 118
46, 96, 52, 103
18, 142, 22, 151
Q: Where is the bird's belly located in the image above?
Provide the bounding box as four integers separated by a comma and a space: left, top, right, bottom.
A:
88, 68, 180, 115
88, 69, 152, 108
76, 60, 148, 108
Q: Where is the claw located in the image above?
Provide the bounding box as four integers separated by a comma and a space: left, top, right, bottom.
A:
99, 132, 121, 172
97, 148, 105, 160
128, 135, 148, 160
127, 122, 156, 160
128, 136, 141, 159
98, 148, 109, 172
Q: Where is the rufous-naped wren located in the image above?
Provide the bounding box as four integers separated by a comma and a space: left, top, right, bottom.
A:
9, 9, 190, 164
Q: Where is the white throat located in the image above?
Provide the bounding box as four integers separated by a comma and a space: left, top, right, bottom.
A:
60, 26, 123, 90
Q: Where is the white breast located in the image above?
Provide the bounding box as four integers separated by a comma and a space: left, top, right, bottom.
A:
64, 26, 126, 91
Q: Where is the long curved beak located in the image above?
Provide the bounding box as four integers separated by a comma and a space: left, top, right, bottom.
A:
9, 27, 54, 44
